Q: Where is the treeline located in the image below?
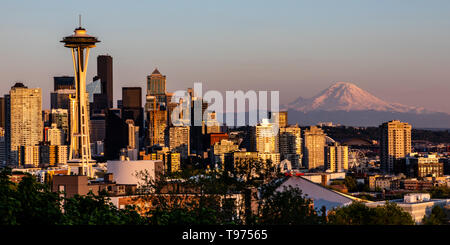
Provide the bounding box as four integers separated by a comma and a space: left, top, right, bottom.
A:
0, 167, 430, 225
318, 126, 450, 144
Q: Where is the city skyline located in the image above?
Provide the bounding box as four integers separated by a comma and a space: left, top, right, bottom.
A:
1, 0, 450, 113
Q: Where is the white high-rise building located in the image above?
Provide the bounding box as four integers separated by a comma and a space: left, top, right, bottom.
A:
7, 83, 42, 164
325, 143, 349, 172
253, 118, 278, 154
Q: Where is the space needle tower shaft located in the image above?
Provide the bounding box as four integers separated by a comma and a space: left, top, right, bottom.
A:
61, 17, 100, 177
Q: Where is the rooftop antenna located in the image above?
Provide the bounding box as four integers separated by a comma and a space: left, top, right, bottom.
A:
79, 14, 82, 28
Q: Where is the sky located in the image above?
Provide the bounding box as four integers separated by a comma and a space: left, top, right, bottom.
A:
0, 0, 450, 112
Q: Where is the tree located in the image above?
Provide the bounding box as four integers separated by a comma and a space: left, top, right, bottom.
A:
328, 201, 415, 225
344, 176, 358, 192
429, 186, 450, 199
62, 191, 145, 225
422, 206, 448, 225
134, 168, 244, 225
257, 186, 323, 225
0, 168, 144, 225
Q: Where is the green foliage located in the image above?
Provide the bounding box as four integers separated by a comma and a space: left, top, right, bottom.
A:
0, 169, 63, 225
328, 201, 415, 225
422, 206, 448, 225
257, 186, 324, 225
0, 167, 423, 226
0, 168, 144, 225
344, 176, 358, 192
320, 126, 450, 144
429, 186, 450, 199
63, 191, 145, 225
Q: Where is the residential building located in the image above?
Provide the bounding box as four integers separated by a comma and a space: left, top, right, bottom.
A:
302, 126, 326, 170
325, 143, 349, 172
6, 83, 42, 164
380, 120, 412, 173
279, 125, 301, 168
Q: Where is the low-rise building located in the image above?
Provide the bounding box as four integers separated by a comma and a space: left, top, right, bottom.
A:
402, 178, 434, 191
366, 193, 450, 223
52, 173, 137, 198
301, 172, 346, 186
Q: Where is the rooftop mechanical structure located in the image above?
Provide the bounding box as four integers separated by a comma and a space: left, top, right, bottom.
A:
61, 20, 100, 178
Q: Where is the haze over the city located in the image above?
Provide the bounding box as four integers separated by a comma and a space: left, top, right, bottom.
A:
1, 0, 450, 113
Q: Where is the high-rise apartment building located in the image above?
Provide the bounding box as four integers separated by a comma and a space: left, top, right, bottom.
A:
6, 83, 42, 164
18, 145, 40, 167
380, 120, 412, 173
302, 126, 326, 170
325, 143, 349, 172
252, 119, 278, 154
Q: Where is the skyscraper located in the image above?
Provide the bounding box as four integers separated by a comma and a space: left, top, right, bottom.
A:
168, 126, 190, 159
252, 118, 278, 154
302, 126, 326, 170
325, 143, 349, 172
380, 120, 412, 173
146, 68, 166, 105
148, 109, 167, 147
54, 76, 75, 91
90, 113, 106, 143
51, 89, 76, 110
104, 109, 127, 160
122, 87, 143, 135
7, 83, 43, 164
145, 69, 168, 148
97, 55, 113, 108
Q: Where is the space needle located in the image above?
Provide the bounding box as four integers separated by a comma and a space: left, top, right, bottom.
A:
61, 17, 99, 178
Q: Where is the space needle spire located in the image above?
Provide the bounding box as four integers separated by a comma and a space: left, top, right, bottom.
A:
61, 18, 100, 178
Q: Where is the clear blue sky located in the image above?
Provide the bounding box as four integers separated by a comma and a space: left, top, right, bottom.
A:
1, 0, 450, 112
